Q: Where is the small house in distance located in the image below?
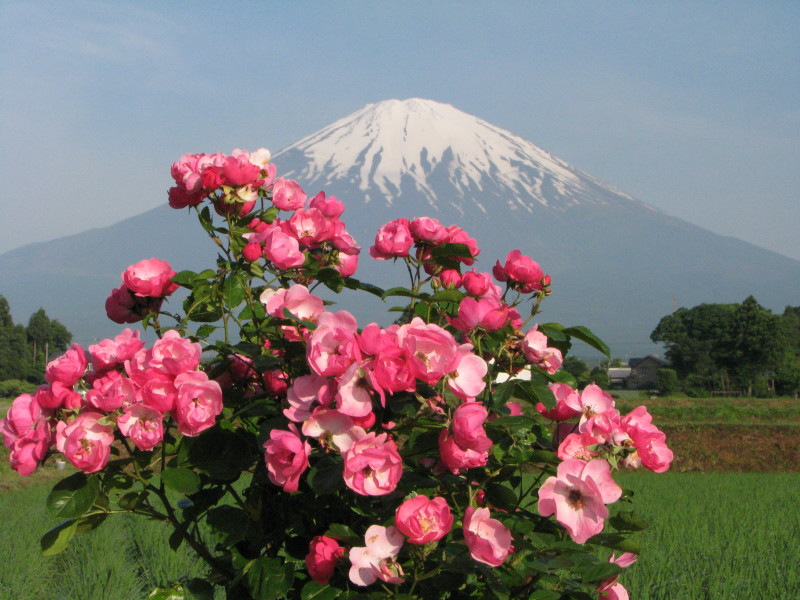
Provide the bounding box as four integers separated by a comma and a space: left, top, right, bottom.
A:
626, 355, 668, 390
606, 355, 668, 390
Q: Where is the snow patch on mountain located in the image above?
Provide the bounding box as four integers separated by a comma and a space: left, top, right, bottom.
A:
276, 98, 652, 214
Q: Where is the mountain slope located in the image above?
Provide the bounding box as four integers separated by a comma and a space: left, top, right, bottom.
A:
1, 98, 798, 355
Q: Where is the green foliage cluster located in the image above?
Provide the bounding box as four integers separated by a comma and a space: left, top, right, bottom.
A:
650, 296, 800, 397
0, 296, 72, 383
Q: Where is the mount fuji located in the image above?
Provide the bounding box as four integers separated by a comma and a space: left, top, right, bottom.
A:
2, 98, 798, 357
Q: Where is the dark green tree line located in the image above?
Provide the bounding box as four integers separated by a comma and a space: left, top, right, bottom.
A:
651, 296, 798, 396
0, 295, 72, 382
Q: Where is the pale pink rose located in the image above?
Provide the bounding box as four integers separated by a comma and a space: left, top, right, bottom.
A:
409, 216, 447, 243
122, 258, 178, 298
399, 318, 460, 385
247, 147, 271, 169
271, 178, 307, 211
222, 154, 261, 187
630, 430, 673, 473
171, 153, 202, 189
450, 402, 493, 453
307, 311, 361, 377
301, 407, 366, 453
438, 429, 489, 473
538, 458, 622, 544
284, 374, 334, 422
287, 208, 331, 247
448, 297, 509, 332
348, 525, 405, 586
395, 495, 453, 544
333, 251, 359, 277
261, 285, 324, 322
173, 371, 223, 436
493, 249, 546, 293
343, 432, 403, 496
1, 394, 51, 476
139, 376, 178, 413
56, 412, 114, 473
597, 553, 637, 600
89, 329, 145, 371
45, 343, 87, 387
306, 535, 345, 585
463, 507, 513, 566
117, 404, 164, 451
521, 326, 563, 375
447, 348, 488, 401
149, 330, 202, 377
536, 382, 581, 421
336, 363, 374, 418
564, 384, 616, 433
369, 219, 414, 259
263, 229, 306, 270
263, 424, 311, 493
309, 191, 344, 219
85, 370, 137, 412
557, 432, 601, 462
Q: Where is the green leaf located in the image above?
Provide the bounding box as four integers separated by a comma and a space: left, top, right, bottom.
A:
184, 579, 215, 600
527, 591, 562, 600
206, 506, 251, 545
223, 275, 246, 308
590, 533, 642, 554
171, 270, 199, 287
307, 456, 345, 495
40, 519, 78, 555
514, 379, 556, 410
147, 587, 185, 600
301, 581, 342, 600
430, 289, 465, 303
195, 324, 218, 338
563, 325, 611, 357
485, 483, 518, 511
343, 277, 385, 298
246, 557, 294, 600
316, 268, 346, 293
47, 472, 100, 518
75, 512, 107, 534
187, 428, 255, 481
381, 287, 422, 300
162, 467, 201, 495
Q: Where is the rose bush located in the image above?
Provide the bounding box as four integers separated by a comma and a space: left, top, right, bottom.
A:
1, 147, 673, 599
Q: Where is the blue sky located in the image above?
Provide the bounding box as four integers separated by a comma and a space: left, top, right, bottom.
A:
1, 1, 798, 260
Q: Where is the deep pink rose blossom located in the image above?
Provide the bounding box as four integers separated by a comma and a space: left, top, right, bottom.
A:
463, 506, 513, 566
395, 495, 453, 544
343, 432, 403, 496
122, 258, 178, 298
306, 535, 345, 584
264, 424, 311, 493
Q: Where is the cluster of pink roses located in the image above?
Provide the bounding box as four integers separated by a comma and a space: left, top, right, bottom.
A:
305, 495, 513, 587
1, 328, 222, 475
106, 258, 179, 324
168, 148, 275, 213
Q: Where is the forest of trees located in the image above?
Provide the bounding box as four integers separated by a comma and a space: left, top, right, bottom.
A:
0, 295, 72, 383
651, 296, 800, 397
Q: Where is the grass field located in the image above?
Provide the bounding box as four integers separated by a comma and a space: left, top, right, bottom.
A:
615, 471, 800, 600
1, 394, 798, 598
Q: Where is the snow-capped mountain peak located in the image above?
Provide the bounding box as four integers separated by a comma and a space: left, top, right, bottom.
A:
276, 98, 641, 215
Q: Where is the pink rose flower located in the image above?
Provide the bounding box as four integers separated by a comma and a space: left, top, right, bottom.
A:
536, 382, 581, 421
122, 258, 178, 298
149, 330, 202, 377
85, 370, 137, 412
307, 311, 361, 378
521, 325, 563, 375
117, 404, 164, 451
260, 285, 324, 322
438, 428, 489, 473
1, 393, 51, 476
173, 371, 223, 437
263, 229, 306, 270
395, 495, 453, 544
271, 178, 307, 211
409, 217, 447, 244
493, 249, 547, 293
343, 432, 403, 496
348, 525, 405, 586
45, 343, 87, 387
263, 424, 311, 493
462, 269, 494, 297
369, 219, 414, 260
450, 402, 493, 453
538, 458, 622, 544
306, 535, 345, 585
463, 506, 513, 566
56, 412, 114, 473
309, 191, 344, 218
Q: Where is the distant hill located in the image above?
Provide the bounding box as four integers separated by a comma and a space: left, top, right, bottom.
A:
1, 98, 798, 356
